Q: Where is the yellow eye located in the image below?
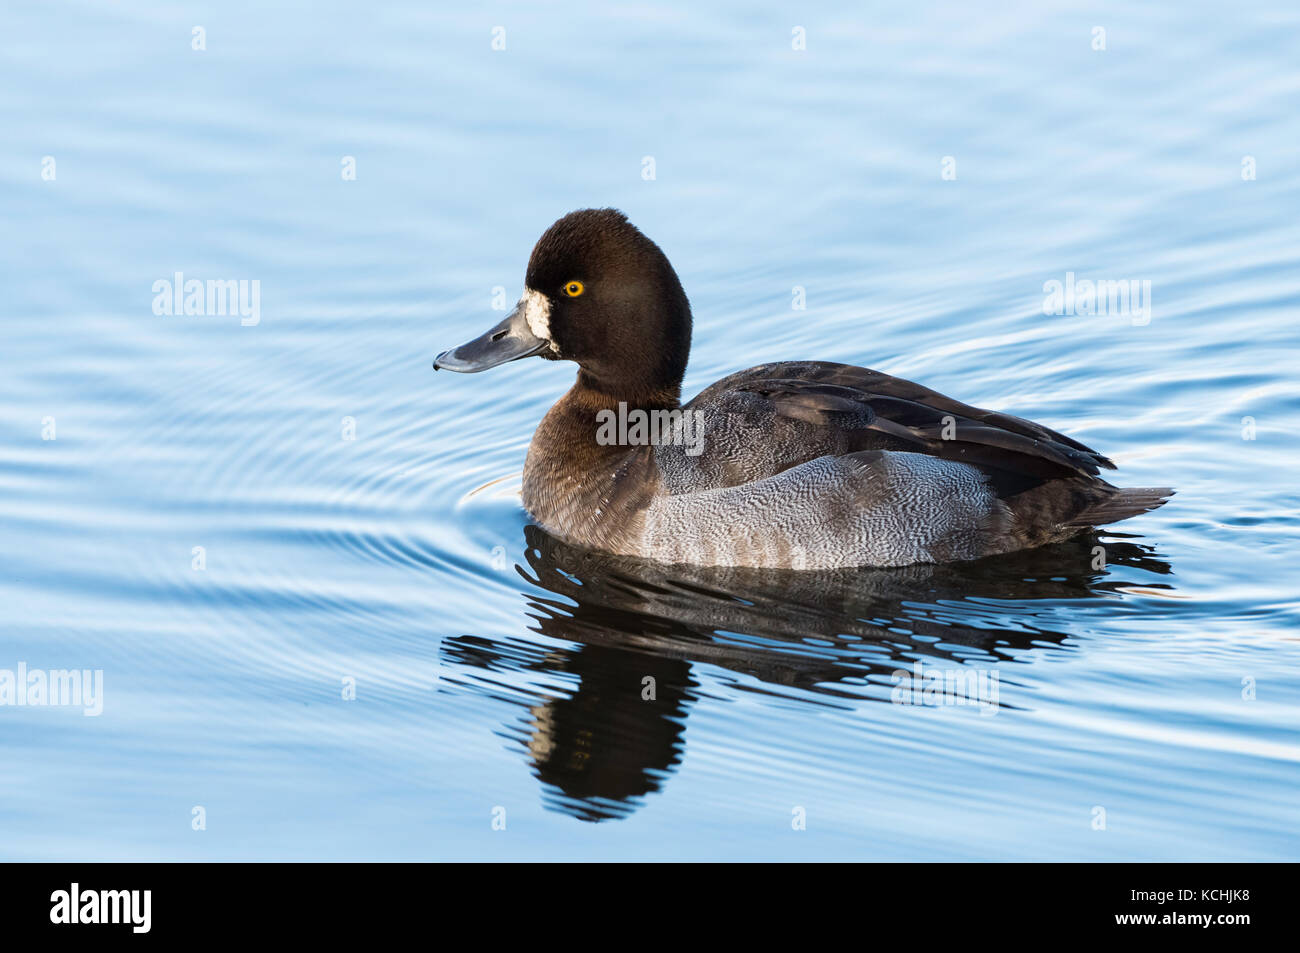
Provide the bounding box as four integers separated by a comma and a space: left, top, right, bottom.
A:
563, 280, 584, 297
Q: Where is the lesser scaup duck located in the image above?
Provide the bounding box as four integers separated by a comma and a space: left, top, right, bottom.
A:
434, 209, 1171, 569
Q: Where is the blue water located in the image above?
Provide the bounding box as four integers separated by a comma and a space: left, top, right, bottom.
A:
3, 1, 1298, 860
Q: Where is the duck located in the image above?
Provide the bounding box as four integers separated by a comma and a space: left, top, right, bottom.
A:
434, 208, 1171, 569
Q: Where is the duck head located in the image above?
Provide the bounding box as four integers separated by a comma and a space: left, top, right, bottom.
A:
434, 209, 693, 402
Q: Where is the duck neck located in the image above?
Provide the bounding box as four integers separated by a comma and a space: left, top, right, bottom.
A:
521, 373, 676, 549
573, 369, 683, 413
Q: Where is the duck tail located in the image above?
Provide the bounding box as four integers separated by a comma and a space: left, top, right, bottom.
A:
1063, 486, 1174, 528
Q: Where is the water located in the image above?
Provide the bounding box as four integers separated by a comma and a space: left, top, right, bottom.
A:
2, 1, 1298, 860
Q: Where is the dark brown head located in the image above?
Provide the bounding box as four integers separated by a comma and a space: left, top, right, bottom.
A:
434, 209, 692, 403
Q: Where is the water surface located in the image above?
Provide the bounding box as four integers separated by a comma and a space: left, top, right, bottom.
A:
2, 0, 1299, 859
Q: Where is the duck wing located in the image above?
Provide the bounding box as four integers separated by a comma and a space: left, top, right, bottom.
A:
688, 360, 1114, 486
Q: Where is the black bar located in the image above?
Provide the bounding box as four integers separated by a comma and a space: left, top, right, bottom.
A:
0, 862, 1284, 939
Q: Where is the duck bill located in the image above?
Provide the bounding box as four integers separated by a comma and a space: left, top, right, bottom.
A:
432, 303, 549, 373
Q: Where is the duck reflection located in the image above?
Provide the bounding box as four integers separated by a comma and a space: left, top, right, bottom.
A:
441, 525, 1172, 822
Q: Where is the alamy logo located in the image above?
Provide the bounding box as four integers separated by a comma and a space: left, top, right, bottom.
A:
50, 883, 151, 933
0, 662, 103, 716
891, 661, 999, 714
595, 402, 705, 456
152, 272, 261, 326
1042, 271, 1151, 325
